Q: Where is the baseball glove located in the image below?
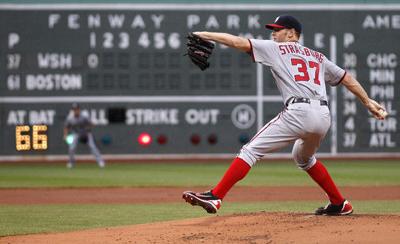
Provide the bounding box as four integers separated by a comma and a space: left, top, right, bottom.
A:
78, 134, 88, 144
186, 32, 215, 71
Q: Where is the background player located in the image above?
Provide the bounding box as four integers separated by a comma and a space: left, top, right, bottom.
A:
183, 15, 387, 215
63, 103, 105, 168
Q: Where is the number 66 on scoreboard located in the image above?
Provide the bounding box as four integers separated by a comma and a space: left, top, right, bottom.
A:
15, 125, 48, 151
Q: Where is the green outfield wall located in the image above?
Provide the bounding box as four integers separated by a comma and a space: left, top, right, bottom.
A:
1, 2, 399, 161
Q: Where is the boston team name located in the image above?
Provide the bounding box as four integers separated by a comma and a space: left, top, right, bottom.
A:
279, 44, 324, 63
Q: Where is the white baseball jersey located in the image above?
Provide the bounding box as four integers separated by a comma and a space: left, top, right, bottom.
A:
65, 111, 103, 166
65, 110, 94, 136
238, 39, 346, 170
249, 39, 345, 103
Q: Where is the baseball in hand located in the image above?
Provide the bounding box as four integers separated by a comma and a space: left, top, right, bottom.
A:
379, 109, 388, 119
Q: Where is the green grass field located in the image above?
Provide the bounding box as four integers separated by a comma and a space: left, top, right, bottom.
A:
0, 160, 399, 237
1, 160, 399, 188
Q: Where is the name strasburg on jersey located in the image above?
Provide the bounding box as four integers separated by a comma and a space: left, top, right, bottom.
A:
249, 39, 345, 103
278, 43, 324, 64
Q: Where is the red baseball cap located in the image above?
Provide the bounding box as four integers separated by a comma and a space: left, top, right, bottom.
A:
265, 15, 302, 33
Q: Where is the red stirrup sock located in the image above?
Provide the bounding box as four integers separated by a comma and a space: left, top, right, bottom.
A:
212, 157, 251, 200
307, 160, 345, 205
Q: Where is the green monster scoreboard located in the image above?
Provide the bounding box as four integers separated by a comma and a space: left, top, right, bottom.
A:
1, 4, 399, 160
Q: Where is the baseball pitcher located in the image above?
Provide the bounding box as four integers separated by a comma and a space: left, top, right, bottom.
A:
183, 15, 387, 215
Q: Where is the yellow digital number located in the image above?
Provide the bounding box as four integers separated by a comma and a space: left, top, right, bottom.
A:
15, 125, 48, 151
32, 125, 48, 150
15, 125, 31, 151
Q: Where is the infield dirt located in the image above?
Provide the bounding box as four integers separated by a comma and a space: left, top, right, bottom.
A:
1, 186, 399, 243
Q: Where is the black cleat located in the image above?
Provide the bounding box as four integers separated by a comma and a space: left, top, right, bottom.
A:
182, 190, 222, 214
315, 200, 353, 216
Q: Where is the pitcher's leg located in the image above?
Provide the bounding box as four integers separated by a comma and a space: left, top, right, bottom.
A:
307, 160, 345, 205
292, 139, 345, 205
212, 157, 251, 199
214, 112, 297, 199
183, 111, 297, 214
204, 112, 296, 195
239, 112, 297, 167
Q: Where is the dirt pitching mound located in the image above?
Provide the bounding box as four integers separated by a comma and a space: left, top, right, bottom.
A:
3, 212, 400, 244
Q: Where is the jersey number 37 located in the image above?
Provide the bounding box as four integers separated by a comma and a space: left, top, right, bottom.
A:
291, 58, 320, 85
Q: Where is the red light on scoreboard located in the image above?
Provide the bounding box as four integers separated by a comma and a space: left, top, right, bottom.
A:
207, 133, 218, 145
190, 134, 201, 145
138, 133, 152, 146
157, 134, 168, 145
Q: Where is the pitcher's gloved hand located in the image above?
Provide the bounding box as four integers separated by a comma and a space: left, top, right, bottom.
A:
186, 32, 215, 71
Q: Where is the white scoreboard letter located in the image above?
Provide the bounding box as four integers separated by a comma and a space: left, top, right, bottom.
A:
8, 33, 20, 49
48, 14, 61, 28
187, 15, 200, 29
